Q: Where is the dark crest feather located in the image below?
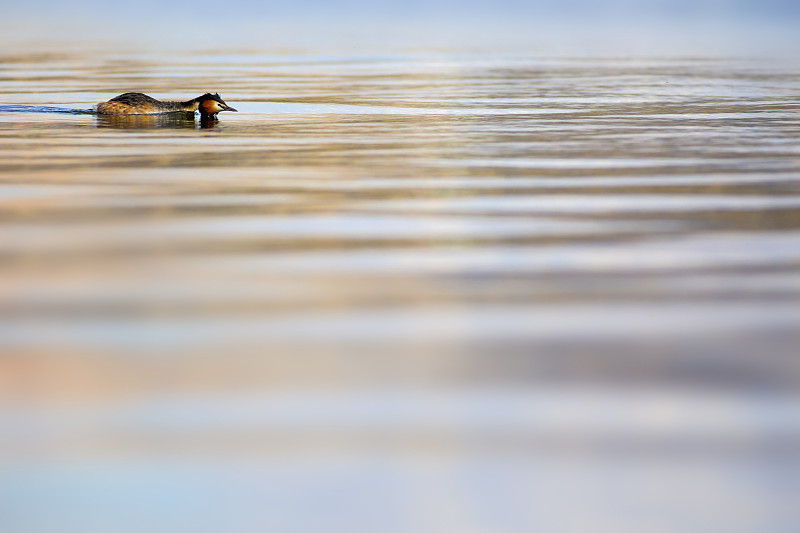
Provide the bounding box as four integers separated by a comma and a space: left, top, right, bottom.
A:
196, 92, 227, 105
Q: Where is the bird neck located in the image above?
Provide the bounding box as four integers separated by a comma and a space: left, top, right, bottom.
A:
179, 98, 201, 112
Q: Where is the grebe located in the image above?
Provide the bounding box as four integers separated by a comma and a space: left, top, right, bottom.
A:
96, 92, 237, 118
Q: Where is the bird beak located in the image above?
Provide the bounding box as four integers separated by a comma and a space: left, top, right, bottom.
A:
222, 105, 238, 112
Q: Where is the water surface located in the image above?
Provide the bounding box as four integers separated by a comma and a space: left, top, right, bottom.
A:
1, 50, 799, 532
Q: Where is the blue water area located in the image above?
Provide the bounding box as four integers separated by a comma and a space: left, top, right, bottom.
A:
0, 105, 93, 114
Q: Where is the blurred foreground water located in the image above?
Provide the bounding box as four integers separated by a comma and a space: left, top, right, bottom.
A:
1, 47, 799, 532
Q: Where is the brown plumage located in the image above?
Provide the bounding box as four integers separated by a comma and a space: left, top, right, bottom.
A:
96, 92, 237, 117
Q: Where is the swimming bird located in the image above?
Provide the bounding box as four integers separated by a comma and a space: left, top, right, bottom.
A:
96, 92, 237, 118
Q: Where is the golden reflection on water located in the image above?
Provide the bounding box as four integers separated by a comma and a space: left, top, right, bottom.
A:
95, 113, 211, 129
1, 54, 799, 384
1, 50, 800, 532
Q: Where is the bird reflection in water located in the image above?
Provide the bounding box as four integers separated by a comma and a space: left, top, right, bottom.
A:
95, 112, 218, 129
